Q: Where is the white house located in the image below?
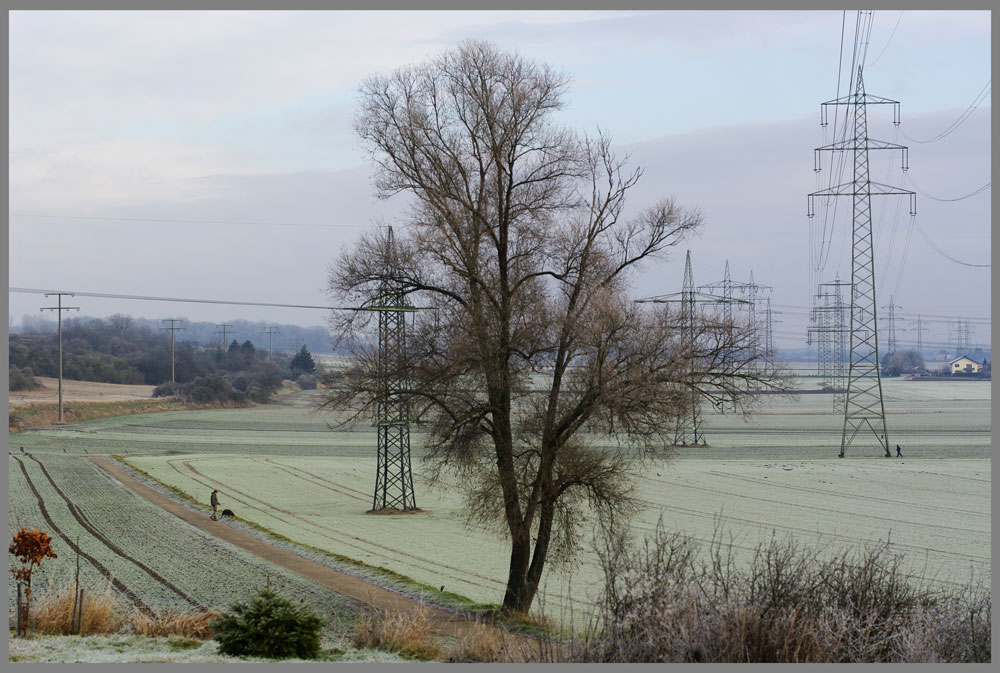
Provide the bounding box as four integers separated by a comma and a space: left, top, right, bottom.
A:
949, 356, 982, 375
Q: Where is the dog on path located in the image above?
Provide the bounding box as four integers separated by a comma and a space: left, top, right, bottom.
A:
220, 509, 235, 519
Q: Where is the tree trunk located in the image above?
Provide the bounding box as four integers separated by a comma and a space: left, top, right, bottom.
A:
501, 529, 533, 613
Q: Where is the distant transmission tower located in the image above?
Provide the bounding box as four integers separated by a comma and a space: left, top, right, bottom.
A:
698, 261, 736, 412
675, 252, 702, 445
808, 67, 916, 458
763, 297, 779, 362
952, 320, 975, 355
735, 271, 772, 370
910, 314, 928, 357
698, 260, 769, 412
639, 251, 745, 443
882, 295, 901, 354
368, 227, 418, 512
808, 279, 849, 412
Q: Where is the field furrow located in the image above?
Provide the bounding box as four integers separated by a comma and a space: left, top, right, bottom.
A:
9, 454, 154, 615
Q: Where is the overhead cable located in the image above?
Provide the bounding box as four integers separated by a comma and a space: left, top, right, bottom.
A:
905, 178, 990, 203
901, 80, 991, 144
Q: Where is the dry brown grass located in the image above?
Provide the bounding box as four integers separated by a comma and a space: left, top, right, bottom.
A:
130, 609, 220, 639
446, 619, 545, 662
14, 583, 219, 640
26, 584, 126, 635
353, 607, 443, 660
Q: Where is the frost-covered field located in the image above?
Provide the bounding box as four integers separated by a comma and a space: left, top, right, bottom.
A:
8, 450, 362, 629
11, 377, 991, 627
126, 452, 990, 624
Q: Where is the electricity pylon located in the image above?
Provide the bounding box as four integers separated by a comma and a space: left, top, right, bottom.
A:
808, 67, 916, 458
366, 227, 419, 512
638, 251, 746, 444
909, 314, 928, 357
882, 295, 902, 354
698, 260, 768, 413
808, 279, 849, 412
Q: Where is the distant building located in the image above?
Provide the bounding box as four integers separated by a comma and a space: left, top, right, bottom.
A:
949, 356, 983, 375
934, 350, 954, 362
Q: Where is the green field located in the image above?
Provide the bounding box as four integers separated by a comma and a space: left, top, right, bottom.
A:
9, 377, 991, 627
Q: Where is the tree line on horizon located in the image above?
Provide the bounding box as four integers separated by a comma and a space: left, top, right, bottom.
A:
8, 314, 324, 404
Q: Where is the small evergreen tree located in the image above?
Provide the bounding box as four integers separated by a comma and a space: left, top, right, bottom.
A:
290, 345, 316, 375
212, 587, 323, 659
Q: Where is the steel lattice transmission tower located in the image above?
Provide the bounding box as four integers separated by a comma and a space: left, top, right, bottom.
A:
368, 228, 419, 512
639, 251, 745, 444
808, 279, 849, 412
808, 67, 916, 458
698, 261, 737, 412
882, 295, 902, 354
698, 260, 764, 413
910, 314, 928, 357
735, 271, 772, 370
675, 252, 702, 445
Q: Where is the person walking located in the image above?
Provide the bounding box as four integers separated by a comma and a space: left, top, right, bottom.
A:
210, 489, 220, 520
896, 444, 902, 458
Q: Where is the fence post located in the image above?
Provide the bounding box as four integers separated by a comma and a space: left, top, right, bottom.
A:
77, 589, 85, 635
72, 535, 81, 634
16, 583, 23, 637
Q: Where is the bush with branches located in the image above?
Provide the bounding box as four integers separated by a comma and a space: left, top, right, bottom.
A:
9, 365, 40, 391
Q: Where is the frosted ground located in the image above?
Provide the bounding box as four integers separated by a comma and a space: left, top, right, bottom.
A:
13, 377, 990, 626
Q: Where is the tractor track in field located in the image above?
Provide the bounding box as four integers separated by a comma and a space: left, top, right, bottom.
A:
254, 458, 369, 503
702, 469, 990, 520
23, 453, 207, 612
632, 471, 987, 535
11, 454, 155, 616
89, 455, 551, 650
166, 458, 519, 600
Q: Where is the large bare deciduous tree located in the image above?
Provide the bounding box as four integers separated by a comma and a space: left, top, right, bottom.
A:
325, 41, 788, 615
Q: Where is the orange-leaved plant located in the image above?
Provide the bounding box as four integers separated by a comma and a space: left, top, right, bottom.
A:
10, 527, 58, 635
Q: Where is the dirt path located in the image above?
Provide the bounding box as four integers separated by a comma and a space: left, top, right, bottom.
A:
89, 455, 542, 652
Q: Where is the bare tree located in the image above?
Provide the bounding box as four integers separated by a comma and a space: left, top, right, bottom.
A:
326, 41, 789, 615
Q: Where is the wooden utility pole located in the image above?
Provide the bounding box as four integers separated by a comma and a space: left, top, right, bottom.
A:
160, 319, 186, 383
40, 292, 79, 423
214, 324, 233, 351
262, 325, 280, 360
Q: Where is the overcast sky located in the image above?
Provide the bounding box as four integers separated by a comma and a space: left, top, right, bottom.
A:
7, 10, 991, 352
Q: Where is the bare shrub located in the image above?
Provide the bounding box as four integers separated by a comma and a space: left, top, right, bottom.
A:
574, 519, 991, 663
353, 607, 443, 660
9, 366, 40, 391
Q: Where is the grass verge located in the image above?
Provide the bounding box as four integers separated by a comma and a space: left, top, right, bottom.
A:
9, 399, 187, 433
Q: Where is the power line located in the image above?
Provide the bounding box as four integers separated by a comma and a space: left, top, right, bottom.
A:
8, 213, 367, 230
901, 79, 991, 144
9, 287, 357, 311
866, 10, 904, 68
910, 217, 991, 268
905, 177, 990, 203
